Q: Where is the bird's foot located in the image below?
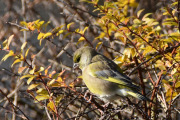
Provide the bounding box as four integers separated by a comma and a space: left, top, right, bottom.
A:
84, 90, 92, 103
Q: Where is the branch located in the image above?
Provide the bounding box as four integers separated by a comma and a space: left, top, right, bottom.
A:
178, 0, 180, 31
0, 89, 30, 120
129, 43, 180, 76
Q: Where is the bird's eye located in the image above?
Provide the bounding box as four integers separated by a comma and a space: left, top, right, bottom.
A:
76, 56, 81, 63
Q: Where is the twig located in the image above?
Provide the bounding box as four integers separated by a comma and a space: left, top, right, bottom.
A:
0, 89, 30, 120
6, 22, 28, 30
134, 57, 148, 116
178, 0, 180, 31
129, 43, 180, 75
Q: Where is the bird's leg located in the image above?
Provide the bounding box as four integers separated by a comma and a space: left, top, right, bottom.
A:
102, 102, 110, 108
100, 102, 112, 116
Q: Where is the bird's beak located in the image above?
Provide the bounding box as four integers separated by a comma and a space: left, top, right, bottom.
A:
73, 63, 79, 70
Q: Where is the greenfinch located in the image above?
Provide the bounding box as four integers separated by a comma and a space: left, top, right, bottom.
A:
73, 46, 149, 102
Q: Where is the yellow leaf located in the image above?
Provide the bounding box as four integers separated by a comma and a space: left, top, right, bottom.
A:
37, 32, 45, 40
18, 67, 27, 74
2, 39, 8, 48
27, 76, 35, 85
69, 82, 74, 88
171, 68, 177, 75
131, 48, 136, 57
63, 33, 72, 39
155, 60, 166, 70
20, 21, 28, 26
43, 21, 51, 30
129, 0, 138, 7
2, 50, 14, 61
75, 28, 80, 33
29, 66, 36, 74
55, 95, 63, 105
21, 42, 27, 51
47, 79, 56, 86
78, 37, 85, 42
67, 22, 74, 30
82, 26, 88, 34
27, 22, 35, 31
96, 32, 105, 39
11, 59, 23, 67
137, 9, 144, 18
7, 35, 14, 49
38, 67, 44, 72
123, 48, 135, 58
49, 83, 61, 87
56, 77, 62, 82
143, 46, 156, 56
25, 47, 31, 58
28, 83, 40, 90
49, 71, 56, 78
142, 13, 152, 21
96, 42, 102, 50
36, 95, 50, 101
175, 81, 180, 88
45, 66, 51, 75
78, 75, 83, 79
47, 101, 56, 112
20, 74, 34, 80
43, 32, 52, 39
56, 30, 65, 36
36, 88, 48, 95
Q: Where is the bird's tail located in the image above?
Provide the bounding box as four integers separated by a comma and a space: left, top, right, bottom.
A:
127, 91, 150, 101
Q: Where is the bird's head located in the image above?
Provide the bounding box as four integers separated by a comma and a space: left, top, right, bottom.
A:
73, 46, 97, 70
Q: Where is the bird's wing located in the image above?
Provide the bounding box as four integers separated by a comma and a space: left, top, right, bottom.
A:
89, 55, 139, 90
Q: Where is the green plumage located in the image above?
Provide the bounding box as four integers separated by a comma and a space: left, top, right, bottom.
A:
73, 46, 149, 102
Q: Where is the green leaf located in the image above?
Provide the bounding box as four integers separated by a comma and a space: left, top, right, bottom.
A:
36, 88, 48, 95
155, 60, 166, 70
175, 81, 180, 88
20, 21, 28, 26
55, 95, 63, 105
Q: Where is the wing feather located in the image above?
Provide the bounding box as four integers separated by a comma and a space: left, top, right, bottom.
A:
89, 55, 139, 90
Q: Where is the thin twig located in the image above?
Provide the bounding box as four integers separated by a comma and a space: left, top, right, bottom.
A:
0, 89, 30, 120
129, 43, 180, 75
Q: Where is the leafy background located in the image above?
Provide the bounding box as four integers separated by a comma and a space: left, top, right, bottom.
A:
0, 0, 179, 120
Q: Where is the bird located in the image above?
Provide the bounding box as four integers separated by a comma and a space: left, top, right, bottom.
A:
73, 46, 149, 103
